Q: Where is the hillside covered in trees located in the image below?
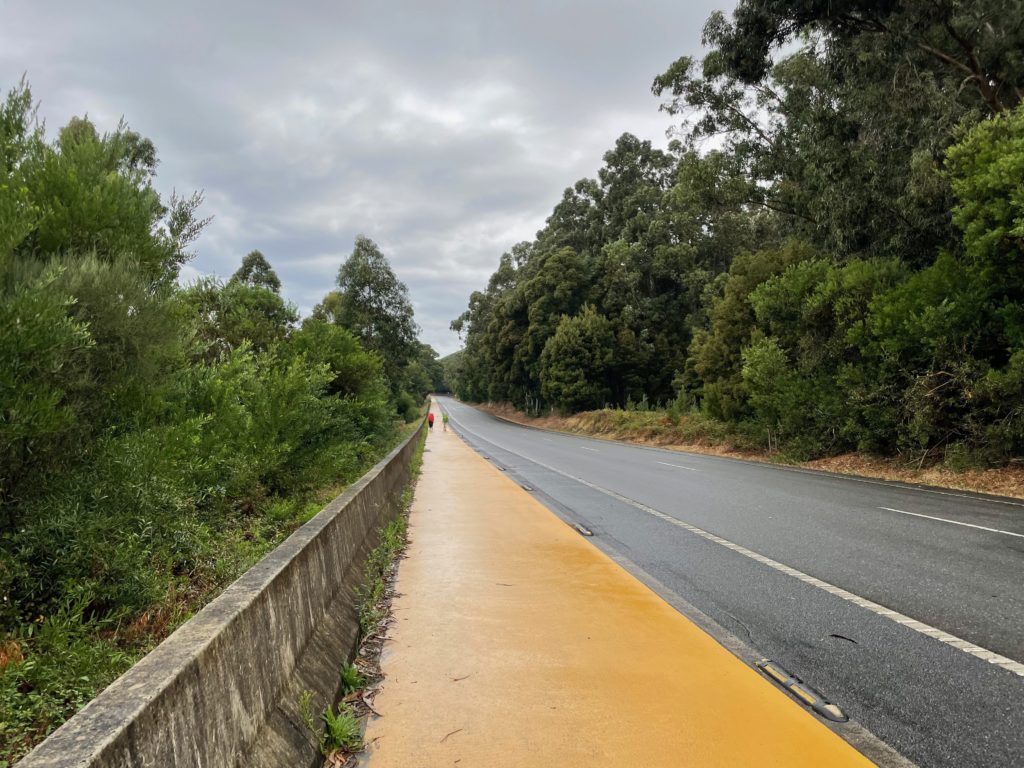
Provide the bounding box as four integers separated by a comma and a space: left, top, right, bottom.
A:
0, 82, 436, 760
448, 0, 1024, 464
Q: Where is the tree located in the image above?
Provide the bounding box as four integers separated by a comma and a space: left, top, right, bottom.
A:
706, 0, 1024, 114
328, 236, 418, 391
649, 3, 1000, 266
539, 306, 615, 413
8, 91, 209, 282
231, 249, 282, 293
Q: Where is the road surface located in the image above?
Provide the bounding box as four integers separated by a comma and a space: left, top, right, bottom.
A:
438, 397, 1024, 768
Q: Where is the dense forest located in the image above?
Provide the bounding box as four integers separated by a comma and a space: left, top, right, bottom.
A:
0, 82, 438, 760
448, 0, 1024, 464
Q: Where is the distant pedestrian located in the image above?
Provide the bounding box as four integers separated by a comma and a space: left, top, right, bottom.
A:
428, 412, 435, 430
442, 412, 449, 431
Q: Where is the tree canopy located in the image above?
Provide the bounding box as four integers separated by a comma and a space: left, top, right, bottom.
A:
316, 236, 419, 398
450, 0, 1024, 465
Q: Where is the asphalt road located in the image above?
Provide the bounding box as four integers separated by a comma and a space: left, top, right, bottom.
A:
436, 397, 1024, 768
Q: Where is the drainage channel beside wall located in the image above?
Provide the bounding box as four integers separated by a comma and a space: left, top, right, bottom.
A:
19, 419, 427, 768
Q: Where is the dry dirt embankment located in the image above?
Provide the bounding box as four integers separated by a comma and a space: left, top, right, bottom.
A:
475, 403, 1024, 501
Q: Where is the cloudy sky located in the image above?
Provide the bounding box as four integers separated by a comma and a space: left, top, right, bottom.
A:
1, 0, 729, 355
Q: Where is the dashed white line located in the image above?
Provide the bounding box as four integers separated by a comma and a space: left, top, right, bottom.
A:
657, 461, 700, 472
878, 507, 1024, 539
450, 416, 1024, 678
580, 446, 599, 453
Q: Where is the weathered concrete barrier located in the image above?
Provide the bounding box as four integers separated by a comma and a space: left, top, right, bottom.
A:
19, 420, 426, 768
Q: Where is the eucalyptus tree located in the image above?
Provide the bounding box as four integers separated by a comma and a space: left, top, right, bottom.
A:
326, 236, 418, 394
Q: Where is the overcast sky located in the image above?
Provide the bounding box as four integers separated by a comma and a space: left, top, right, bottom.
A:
1, 0, 729, 355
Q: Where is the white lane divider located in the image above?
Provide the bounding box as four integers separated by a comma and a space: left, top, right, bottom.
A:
580, 446, 600, 452
449, 416, 1024, 678
657, 461, 700, 472
879, 507, 1024, 539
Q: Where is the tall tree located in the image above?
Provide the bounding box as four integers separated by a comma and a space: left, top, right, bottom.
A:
326, 236, 418, 390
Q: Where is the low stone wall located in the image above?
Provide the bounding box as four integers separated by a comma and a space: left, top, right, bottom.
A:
19, 420, 426, 768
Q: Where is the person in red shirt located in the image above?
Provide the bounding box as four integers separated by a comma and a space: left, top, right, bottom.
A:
428, 411, 435, 430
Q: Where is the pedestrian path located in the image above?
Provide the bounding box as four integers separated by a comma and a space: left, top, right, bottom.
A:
362, 400, 873, 767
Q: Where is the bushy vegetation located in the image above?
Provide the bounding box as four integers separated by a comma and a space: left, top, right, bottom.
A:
449, 1, 1024, 464
0, 81, 430, 762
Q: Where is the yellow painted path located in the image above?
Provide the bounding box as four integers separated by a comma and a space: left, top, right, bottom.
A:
363, 401, 874, 767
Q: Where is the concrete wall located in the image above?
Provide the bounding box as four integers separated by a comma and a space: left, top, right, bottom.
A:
19, 420, 426, 768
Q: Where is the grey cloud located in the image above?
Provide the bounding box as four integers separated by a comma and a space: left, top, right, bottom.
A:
1, 0, 729, 355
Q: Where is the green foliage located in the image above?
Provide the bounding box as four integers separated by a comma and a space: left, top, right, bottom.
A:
0, 81, 414, 763
184, 276, 299, 357
298, 692, 362, 757
540, 306, 615, 412
948, 103, 1024, 311
0, 600, 139, 757
340, 663, 366, 695
357, 514, 409, 637
321, 236, 418, 391
231, 249, 282, 293
0, 266, 91, 512
288, 319, 383, 398
321, 702, 362, 753
451, 4, 1024, 467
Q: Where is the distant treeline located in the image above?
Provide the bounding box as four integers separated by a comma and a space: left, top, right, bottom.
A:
447, 1, 1024, 463
0, 81, 440, 759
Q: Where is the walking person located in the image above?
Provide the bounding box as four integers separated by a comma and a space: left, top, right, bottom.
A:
442, 412, 449, 431
428, 411, 435, 431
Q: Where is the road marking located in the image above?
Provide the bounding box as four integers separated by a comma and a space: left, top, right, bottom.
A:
448, 415, 1024, 678
657, 461, 700, 472
580, 446, 599, 452
878, 507, 1024, 539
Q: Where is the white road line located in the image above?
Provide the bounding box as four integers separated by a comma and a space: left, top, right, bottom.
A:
657, 461, 700, 472
878, 507, 1024, 539
450, 417, 1024, 678
580, 446, 599, 453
